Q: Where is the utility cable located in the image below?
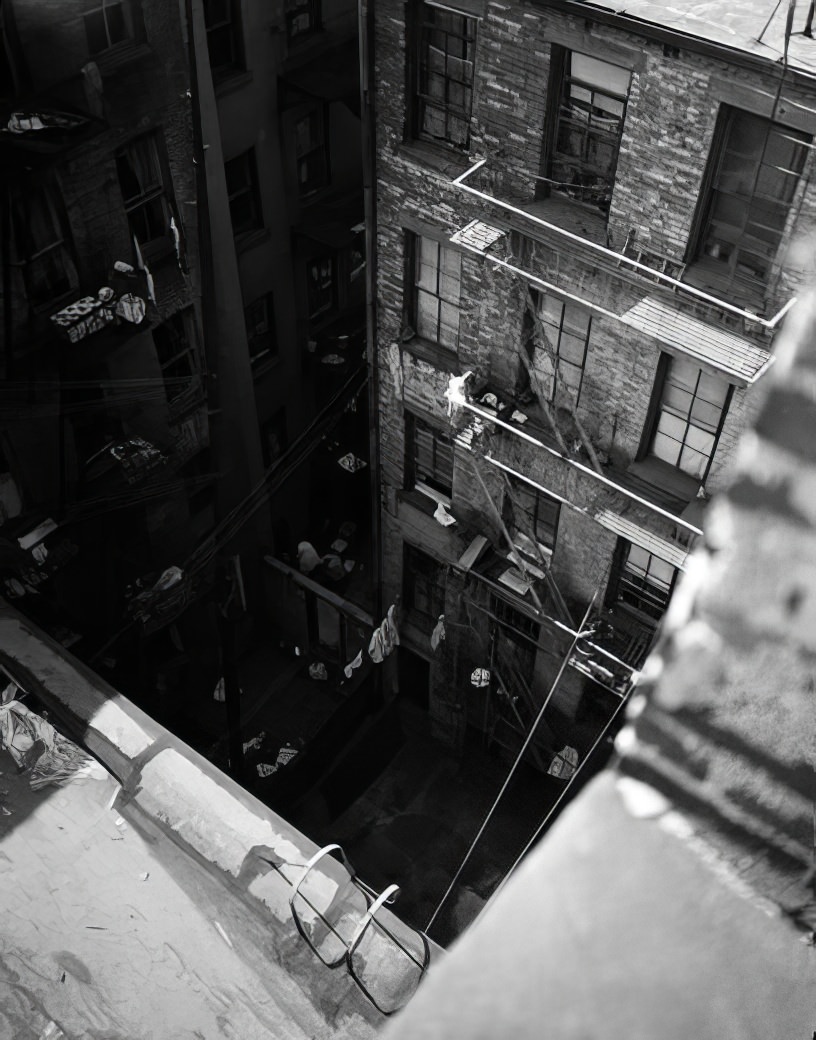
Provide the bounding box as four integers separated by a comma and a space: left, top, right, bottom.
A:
425, 588, 600, 933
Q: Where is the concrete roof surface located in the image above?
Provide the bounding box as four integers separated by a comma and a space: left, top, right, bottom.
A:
0, 752, 378, 1040
575, 0, 816, 74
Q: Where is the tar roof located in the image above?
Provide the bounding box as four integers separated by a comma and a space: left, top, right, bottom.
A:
572, 0, 816, 77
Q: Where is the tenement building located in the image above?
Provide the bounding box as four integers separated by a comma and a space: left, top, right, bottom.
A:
366, 0, 816, 762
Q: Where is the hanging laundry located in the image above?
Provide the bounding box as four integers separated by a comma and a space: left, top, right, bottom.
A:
470, 667, 491, 687
213, 677, 226, 702
344, 650, 364, 679
430, 614, 446, 651
297, 541, 321, 574
444, 370, 473, 416
548, 746, 579, 780
434, 501, 456, 527
308, 662, 328, 681
368, 604, 400, 663
170, 215, 181, 261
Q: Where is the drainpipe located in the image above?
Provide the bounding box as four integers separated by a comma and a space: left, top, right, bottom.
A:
359, 0, 382, 627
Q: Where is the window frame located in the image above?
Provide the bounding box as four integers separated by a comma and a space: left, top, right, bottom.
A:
409, 233, 462, 351
152, 309, 200, 410
286, 0, 321, 42
203, 0, 244, 79
642, 353, 732, 484
412, 1, 477, 150
405, 411, 454, 504
306, 253, 336, 320
540, 46, 631, 213
502, 480, 560, 560
117, 132, 176, 264
522, 290, 591, 406
15, 179, 78, 308
403, 543, 446, 628
224, 149, 263, 237
607, 539, 678, 625
686, 104, 812, 299
244, 293, 278, 367
83, 0, 138, 55
294, 104, 330, 197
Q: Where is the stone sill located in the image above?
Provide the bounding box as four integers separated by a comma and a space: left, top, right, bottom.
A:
401, 335, 461, 374
396, 139, 473, 179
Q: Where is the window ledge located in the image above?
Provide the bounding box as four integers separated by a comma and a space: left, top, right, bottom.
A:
510, 194, 610, 248
214, 69, 254, 98
397, 140, 473, 178
626, 457, 702, 508
401, 334, 460, 374
252, 354, 281, 380
94, 41, 152, 76
235, 227, 270, 254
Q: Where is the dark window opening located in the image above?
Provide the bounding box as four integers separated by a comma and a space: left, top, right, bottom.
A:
14, 181, 78, 306
403, 543, 445, 628
295, 107, 329, 196
686, 106, 811, 300
117, 134, 175, 262
502, 481, 560, 560
225, 150, 263, 236
261, 408, 288, 467
84, 0, 134, 54
152, 311, 198, 406
609, 541, 677, 624
203, 0, 243, 77
307, 254, 335, 319
406, 412, 454, 501
286, 0, 321, 40
245, 293, 278, 365
414, 2, 476, 149
543, 49, 631, 212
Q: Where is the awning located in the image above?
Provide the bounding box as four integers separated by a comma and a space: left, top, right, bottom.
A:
618, 295, 774, 386
594, 510, 690, 570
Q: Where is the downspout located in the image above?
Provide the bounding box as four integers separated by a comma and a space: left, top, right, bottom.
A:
359, 0, 382, 626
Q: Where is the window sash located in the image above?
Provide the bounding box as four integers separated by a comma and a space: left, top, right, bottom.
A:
84, 1, 130, 53
616, 544, 676, 621
416, 3, 476, 148
307, 256, 335, 318
409, 415, 453, 497
225, 151, 262, 234
527, 291, 590, 404
649, 357, 729, 480
404, 545, 445, 621
413, 236, 462, 348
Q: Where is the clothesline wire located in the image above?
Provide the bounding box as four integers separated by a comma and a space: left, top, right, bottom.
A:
424, 587, 602, 934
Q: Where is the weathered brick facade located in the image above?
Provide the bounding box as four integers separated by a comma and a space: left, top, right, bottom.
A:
368, 0, 816, 754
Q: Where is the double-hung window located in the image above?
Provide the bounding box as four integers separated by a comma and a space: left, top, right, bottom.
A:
412, 235, 461, 349
117, 134, 174, 262
307, 255, 335, 319
503, 481, 560, 560
295, 107, 329, 196
245, 294, 278, 365
523, 291, 590, 405
286, 0, 320, 41
647, 355, 730, 482
406, 412, 454, 502
415, 2, 476, 149
17, 181, 78, 306
403, 544, 445, 627
688, 106, 811, 301
611, 542, 677, 624
544, 50, 631, 212
203, 0, 242, 78
84, 0, 138, 54
224, 150, 263, 236
152, 311, 199, 409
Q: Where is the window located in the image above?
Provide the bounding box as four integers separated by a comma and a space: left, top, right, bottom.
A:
261, 408, 287, 467
307, 255, 335, 318
411, 235, 461, 349
414, 3, 476, 148
84, 0, 136, 54
544, 50, 631, 212
647, 355, 730, 481
224, 150, 262, 237
117, 134, 175, 261
203, 0, 242, 77
503, 481, 560, 558
406, 412, 454, 501
403, 544, 445, 627
611, 542, 677, 623
152, 311, 199, 407
245, 294, 277, 365
286, 0, 320, 40
295, 107, 329, 196
522, 291, 590, 405
15, 182, 78, 306
689, 107, 811, 297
